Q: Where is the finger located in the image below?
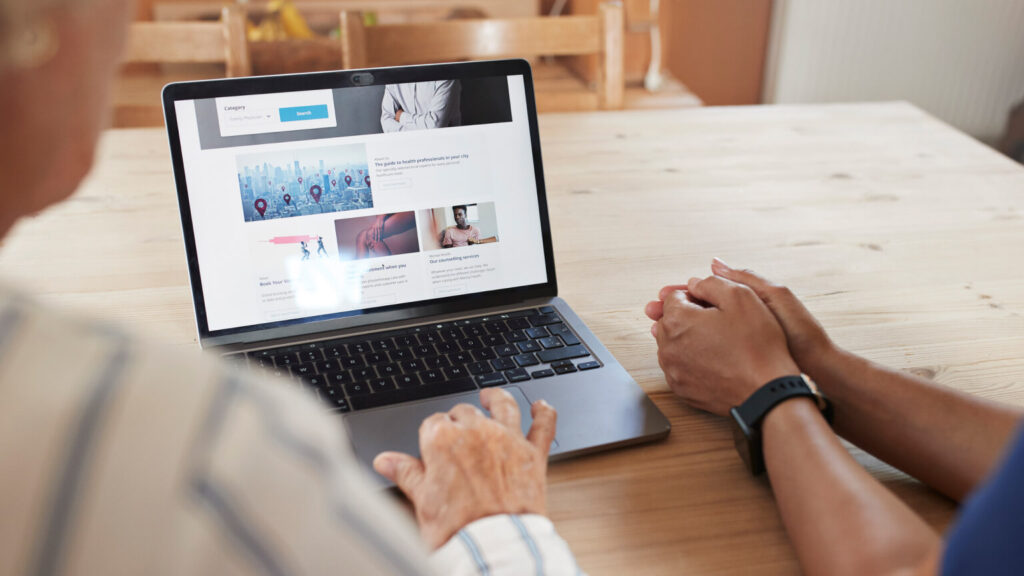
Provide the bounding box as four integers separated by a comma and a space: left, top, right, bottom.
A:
685, 275, 742, 309
373, 451, 425, 495
449, 403, 485, 424
712, 257, 773, 298
657, 284, 689, 302
660, 288, 705, 317
480, 387, 522, 433
644, 300, 664, 321
526, 399, 557, 457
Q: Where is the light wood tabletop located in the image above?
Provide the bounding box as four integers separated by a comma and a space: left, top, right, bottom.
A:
2, 102, 1023, 574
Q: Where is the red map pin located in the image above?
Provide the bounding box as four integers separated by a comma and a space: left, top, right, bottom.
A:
254, 198, 267, 217
358, 169, 363, 174
364, 175, 371, 187
298, 177, 303, 184
331, 180, 336, 186
283, 194, 291, 205
309, 185, 322, 203
281, 185, 286, 192
344, 175, 352, 185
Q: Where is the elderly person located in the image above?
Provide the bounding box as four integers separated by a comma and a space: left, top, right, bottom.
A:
0, 1, 579, 575
647, 259, 1024, 576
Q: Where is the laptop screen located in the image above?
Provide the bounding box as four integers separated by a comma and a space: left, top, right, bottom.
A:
170, 70, 550, 336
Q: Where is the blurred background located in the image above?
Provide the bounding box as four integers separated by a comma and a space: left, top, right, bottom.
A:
120, 0, 1024, 161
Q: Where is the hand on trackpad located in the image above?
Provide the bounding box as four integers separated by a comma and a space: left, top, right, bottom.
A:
345, 386, 557, 480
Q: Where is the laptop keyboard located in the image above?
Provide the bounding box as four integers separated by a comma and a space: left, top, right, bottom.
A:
224, 306, 601, 413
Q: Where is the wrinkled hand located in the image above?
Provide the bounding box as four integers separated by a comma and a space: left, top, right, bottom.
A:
644, 269, 799, 416
373, 388, 557, 549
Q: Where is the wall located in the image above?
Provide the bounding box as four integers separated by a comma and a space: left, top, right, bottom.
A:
764, 0, 1024, 142
664, 0, 774, 105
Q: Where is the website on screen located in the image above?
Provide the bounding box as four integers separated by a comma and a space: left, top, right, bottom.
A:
174, 75, 548, 332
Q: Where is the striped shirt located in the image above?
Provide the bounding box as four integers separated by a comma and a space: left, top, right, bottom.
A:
0, 287, 582, 576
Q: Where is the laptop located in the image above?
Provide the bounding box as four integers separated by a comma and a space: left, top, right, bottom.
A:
162, 59, 670, 482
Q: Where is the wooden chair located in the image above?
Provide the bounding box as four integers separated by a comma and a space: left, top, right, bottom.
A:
339, 2, 625, 112
113, 6, 251, 127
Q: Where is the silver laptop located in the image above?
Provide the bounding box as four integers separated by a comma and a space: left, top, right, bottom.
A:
162, 59, 670, 482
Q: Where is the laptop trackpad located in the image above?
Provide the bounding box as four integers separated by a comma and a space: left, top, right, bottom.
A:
345, 386, 553, 479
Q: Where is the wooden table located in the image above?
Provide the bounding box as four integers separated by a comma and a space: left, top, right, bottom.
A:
3, 102, 1023, 574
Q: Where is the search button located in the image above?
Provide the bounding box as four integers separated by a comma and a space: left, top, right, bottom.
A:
279, 105, 330, 122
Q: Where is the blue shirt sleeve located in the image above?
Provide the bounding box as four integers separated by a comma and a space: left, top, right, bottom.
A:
942, 424, 1024, 576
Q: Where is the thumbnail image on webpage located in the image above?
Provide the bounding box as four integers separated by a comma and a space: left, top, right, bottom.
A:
237, 143, 372, 222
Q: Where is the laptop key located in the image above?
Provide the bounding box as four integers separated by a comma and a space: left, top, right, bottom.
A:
529, 314, 560, 327
537, 345, 590, 364
421, 370, 443, 384
525, 327, 548, 339
372, 338, 394, 352
530, 369, 555, 379
379, 363, 401, 377
349, 341, 370, 355
325, 395, 351, 412
344, 382, 372, 396
482, 334, 505, 347
315, 360, 339, 373
369, 378, 396, 393
494, 344, 516, 357
365, 352, 388, 365
467, 361, 493, 375
402, 360, 423, 372
414, 345, 435, 357
349, 377, 476, 411
508, 317, 531, 330
476, 372, 507, 388
443, 366, 468, 379
490, 357, 516, 371
273, 353, 298, 367
547, 323, 570, 335
324, 371, 351, 385
389, 349, 411, 361
506, 330, 527, 342
394, 335, 416, 348
538, 337, 563, 350
559, 333, 581, 346
539, 306, 555, 314
425, 355, 450, 369
552, 361, 577, 375
473, 348, 496, 361
291, 364, 316, 377
504, 368, 531, 383
338, 356, 363, 369
353, 367, 377, 380
514, 353, 539, 367
395, 374, 420, 388
298, 349, 323, 363
516, 340, 541, 353
578, 361, 601, 370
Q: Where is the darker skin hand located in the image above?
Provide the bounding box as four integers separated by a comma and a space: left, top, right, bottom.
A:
395, 108, 403, 122
373, 388, 557, 549
645, 273, 799, 416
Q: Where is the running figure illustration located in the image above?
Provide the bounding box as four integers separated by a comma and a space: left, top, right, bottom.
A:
317, 235, 327, 257
300, 241, 311, 261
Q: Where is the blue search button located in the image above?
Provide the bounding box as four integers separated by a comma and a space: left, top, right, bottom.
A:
279, 105, 330, 122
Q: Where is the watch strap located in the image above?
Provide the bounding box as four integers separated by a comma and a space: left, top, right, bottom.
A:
735, 375, 817, 431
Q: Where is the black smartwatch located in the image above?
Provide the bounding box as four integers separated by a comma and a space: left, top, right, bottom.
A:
729, 374, 833, 475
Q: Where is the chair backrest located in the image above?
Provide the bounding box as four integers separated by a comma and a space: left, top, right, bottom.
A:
340, 1, 624, 109
123, 6, 251, 77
